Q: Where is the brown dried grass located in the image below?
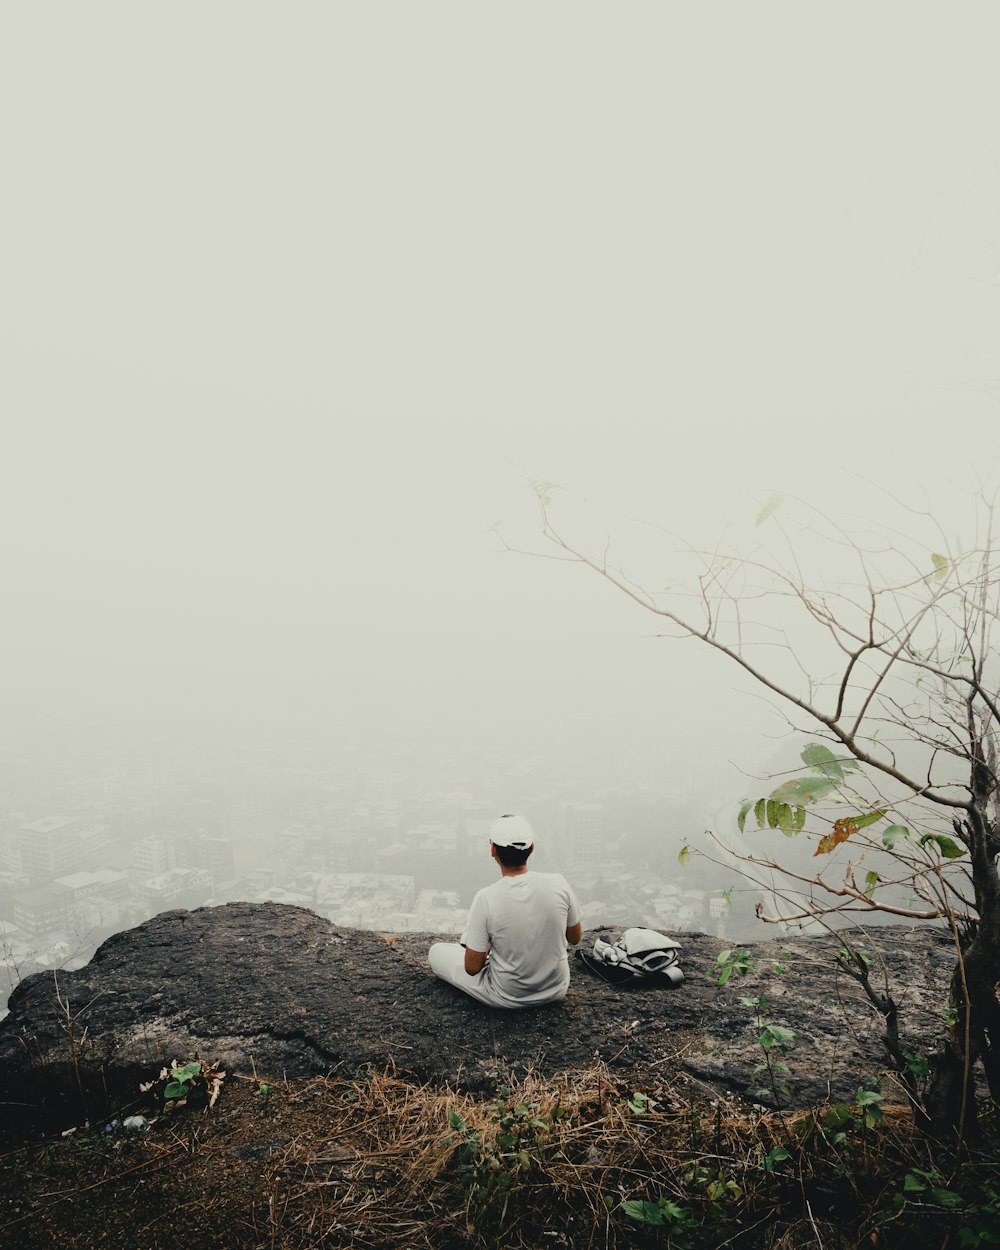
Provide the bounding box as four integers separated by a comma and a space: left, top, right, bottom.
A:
0, 1061, 988, 1250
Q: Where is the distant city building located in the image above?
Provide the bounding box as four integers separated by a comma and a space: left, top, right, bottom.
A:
202, 837, 235, 880
463, 817, 491, 860
407, 822, 456, 855
413, 888, 465, 934
0, 828, 22, 873
53, 868, 130, 933
313, 872, 416, 927
273, 825, 321, 870
0, 870, 30, 922
136, 867, 212, 911
19, 816, 110, 880
326, 833, 375, 874
131, 834, 173, 876
559, 802, 604, 869
13, 886, 69, 939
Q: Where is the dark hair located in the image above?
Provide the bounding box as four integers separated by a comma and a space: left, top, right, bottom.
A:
493, 842, 533, 869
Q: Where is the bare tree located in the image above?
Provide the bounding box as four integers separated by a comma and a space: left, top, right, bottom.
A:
520, 482, 1000, 1142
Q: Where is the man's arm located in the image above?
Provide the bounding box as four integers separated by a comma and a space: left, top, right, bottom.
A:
464, 946, 488, 975
463, 889, 492, 975
565, 922, 583, 946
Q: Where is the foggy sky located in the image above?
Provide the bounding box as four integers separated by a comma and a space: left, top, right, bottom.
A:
3, 5, 1000, 804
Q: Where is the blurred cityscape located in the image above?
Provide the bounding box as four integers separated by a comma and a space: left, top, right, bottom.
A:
0, 737, 745, 1017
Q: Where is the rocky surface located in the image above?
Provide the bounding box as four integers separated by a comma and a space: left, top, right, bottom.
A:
0, 902, 954, 1134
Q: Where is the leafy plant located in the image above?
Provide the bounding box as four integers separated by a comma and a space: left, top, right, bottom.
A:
715, 948, 755, 986
619, 1196, 697, 1245
717, 952, 797, 1109
879, 1166, 1000, 1247
164, 1062, 203, 1102
139, 1058, 225, 1111
446, 1096, 558, 1229
738, 992, 796, 1107
762, 1145, 789, 1173
854, 1078, 884, 1130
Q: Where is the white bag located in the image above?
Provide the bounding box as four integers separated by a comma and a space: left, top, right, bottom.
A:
591, 927, 684, 983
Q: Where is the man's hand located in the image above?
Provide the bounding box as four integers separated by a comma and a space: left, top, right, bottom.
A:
464, 946, 488, 976
566, 922, 583, 947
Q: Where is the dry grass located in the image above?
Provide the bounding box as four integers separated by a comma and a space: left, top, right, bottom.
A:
0, 1061, 993, 1249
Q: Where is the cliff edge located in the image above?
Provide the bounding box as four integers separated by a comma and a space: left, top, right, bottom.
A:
0, 901, 951, 1135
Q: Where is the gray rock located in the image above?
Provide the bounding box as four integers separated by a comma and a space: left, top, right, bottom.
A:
0, 902, 952, 1136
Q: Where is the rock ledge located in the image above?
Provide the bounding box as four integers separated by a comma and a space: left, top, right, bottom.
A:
0, 902, 952, 1134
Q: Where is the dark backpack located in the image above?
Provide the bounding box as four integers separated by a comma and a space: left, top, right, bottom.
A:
578, 927, 684, 986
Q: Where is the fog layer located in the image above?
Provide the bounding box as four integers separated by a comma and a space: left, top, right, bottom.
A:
2, 6, 999, 991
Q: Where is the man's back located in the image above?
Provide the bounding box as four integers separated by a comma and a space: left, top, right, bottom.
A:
465, 871, 579, 1006
428, 812, 582, 1009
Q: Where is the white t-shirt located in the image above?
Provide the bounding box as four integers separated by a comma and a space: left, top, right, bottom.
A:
465, 872, 582, 1006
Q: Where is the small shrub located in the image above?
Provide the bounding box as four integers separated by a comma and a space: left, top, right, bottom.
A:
139, 1059, 225, 1111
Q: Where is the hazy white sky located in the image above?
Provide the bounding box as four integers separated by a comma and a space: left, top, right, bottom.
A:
3, 5, 1000, 780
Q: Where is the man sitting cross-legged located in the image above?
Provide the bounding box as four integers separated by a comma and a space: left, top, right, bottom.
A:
428, 814, 583, 1009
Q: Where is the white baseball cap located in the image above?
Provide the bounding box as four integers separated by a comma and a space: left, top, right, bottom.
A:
489, 813, 535, 849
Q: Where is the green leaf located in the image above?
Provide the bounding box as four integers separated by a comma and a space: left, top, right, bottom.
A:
171, 1062, 202, 1081
854, 808, 886, 831
855, 1089, 883, 1107
793, 805, 806, 832
800, 743, 844, 781
620, 1199, 664, 1226
771, 775, 837, 805
824, 1104, 853, 1130
763, 1146, 789, 1172
931, 552, 949, 579
903, 1051, 929, 1078
777, 803, 794, 835
920, 833, 965, 859
928, 1187, 963, 1208
163, 1081, 188, 1100
864, 870, 879, 898
903, 1172, 927, 1193
882, 823, 909, 849
448, 1109, 464, 1130
737, 799, 753, 833
678, 845, 690, 867
766, 799, 780, 829
754, 798, 766, 828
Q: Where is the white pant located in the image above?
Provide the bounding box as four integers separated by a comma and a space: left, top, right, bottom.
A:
428, 942, 543, 1009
